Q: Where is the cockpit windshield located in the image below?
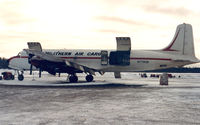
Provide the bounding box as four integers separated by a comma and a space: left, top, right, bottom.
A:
17, 51, 27, 57
17, 52, 22, 56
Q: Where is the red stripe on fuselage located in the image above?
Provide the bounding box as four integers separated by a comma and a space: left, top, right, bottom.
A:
8, 56, 27, 62
61, 57, 101, 59
131, 57, 172, 61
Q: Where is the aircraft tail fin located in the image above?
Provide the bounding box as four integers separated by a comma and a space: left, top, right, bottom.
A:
162, 23, 195, 57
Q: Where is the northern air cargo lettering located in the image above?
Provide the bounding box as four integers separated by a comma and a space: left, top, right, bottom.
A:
45, 51, 72, 56
75, 52, 84, 56
87, 52, 101, 56
45, 51, 101, 56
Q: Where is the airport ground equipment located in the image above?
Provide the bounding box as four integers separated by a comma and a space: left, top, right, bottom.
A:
1, 72, 15, 80
160, 73, 168, 85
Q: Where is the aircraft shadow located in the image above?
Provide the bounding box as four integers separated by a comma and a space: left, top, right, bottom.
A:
55, 83, 145, 89
0, 82, 146, 89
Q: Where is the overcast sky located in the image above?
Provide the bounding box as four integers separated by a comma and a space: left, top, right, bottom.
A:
1, 0, 200, 61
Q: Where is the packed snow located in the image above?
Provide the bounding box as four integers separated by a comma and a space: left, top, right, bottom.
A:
0, 69, 200, 125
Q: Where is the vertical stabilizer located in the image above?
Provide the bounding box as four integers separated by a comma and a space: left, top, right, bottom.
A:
162, 23, 195, 56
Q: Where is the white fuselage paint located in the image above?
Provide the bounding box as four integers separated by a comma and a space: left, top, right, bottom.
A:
8, 49, 196, 72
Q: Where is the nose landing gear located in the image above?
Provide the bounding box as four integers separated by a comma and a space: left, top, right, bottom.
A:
18, 74, 24, 81
17, 71, 24, 81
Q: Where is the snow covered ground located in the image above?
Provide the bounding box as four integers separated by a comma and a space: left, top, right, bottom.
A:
0, 70, 200, 125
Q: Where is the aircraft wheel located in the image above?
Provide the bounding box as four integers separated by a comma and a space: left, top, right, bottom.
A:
18, 75, 24, 81
86, 75, 93, 82
69, 75, 78, 83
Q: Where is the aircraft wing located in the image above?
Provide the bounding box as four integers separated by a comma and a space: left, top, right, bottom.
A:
24, 43, 104, 75
24, 49, 64, 63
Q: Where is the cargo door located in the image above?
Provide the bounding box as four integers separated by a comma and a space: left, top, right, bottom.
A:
116, 37, 131, 51
109, 37, 131, 66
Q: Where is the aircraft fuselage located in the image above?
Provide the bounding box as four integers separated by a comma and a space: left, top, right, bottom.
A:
8, 49, 196, 72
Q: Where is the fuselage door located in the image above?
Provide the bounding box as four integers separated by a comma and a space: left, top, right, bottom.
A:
109, 37, 131, 66
101, 50, 108, 65
116, 37, 131, 51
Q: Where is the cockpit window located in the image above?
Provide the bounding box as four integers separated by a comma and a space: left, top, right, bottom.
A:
17, 51, 28, 57
17, 51, 23, 57
17, 52, 22, 57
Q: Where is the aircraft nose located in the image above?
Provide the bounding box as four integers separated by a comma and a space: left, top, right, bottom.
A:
7, 57, 11, 64
7, 58, 12, 68
7, 56, 15, 68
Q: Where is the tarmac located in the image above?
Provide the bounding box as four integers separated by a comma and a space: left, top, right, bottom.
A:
0, 72, 200, 125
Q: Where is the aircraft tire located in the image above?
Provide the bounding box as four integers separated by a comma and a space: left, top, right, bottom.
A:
86, 75, 93, 82
18, 75, 24, 81
69, 75, 78, 83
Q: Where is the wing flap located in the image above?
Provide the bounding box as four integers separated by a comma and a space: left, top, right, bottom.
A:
65, 61, 96, 75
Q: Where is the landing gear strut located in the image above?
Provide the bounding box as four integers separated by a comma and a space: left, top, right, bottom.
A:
86, 75, 93, 82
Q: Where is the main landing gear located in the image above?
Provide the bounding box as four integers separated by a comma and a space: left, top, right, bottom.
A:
85, 74, 93, 82
68, 75, 78, 83
68, 74, 94, 83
